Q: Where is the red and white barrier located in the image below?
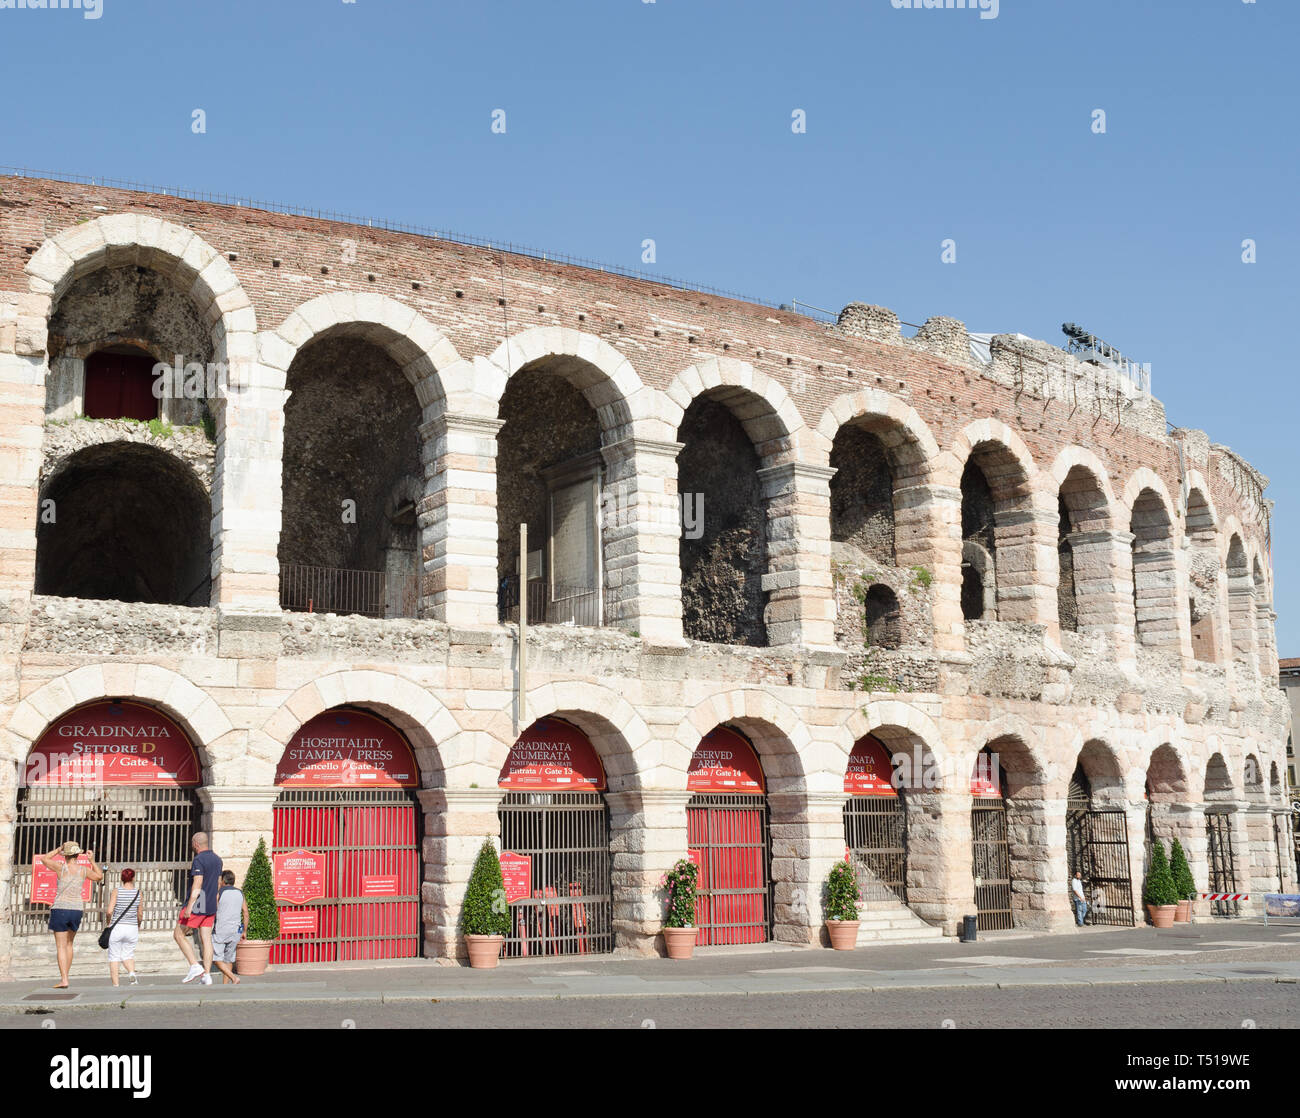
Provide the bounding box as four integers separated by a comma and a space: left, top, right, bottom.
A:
1199, 892, 1250, 901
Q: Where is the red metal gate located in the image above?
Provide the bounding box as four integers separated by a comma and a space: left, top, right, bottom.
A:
271, 788, 421, 963
687, 794, 770, 946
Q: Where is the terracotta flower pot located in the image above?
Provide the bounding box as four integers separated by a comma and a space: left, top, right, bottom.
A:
234, 939, 273, 976
465, 933, 505, 969
1174, 899, 1191, 924
826, 919, 860, 951
1146, 904, 1177, 929
663, 927, 697, 960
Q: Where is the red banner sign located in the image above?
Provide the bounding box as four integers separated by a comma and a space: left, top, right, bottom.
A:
498, 718, 606, 792
273, 850, 326, 904
500, 852, 532, 904
361, 875, 399, 897
30, 855, 94, 905
278, 909, 319, 935
26, 702, 200, 787
970, 751, 1003, 798
845, 735, 897, 797
276, 709, 418, 788
687, 727, 765, 793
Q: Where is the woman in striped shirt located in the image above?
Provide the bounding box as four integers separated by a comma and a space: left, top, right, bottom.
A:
104, 868, 144, 986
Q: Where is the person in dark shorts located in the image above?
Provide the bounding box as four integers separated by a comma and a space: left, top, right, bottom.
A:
173, 831, 222, 986
212, 870, 249, 985
39, 841, 104, 989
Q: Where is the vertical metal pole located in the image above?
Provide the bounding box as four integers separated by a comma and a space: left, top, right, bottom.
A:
517, 522, 527, 735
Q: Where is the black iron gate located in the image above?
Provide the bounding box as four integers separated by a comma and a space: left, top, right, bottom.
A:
498, 791, 613, 958
11, 784, 199, 937
1205, 810, 1239, 917
971, 799, 1013, 930
843, 796, 906, 906
1066, 807, 1135, 926
1273, 811, 1288, 892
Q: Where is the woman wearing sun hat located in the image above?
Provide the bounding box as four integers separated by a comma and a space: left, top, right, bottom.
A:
38, 841, 104, 989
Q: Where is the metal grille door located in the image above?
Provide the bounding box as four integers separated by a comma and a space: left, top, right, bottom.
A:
971, 800, 1013, 930
843, 796, 906, 906
10, 785, 199, 937
1205, 811, 1239, 917
499, 792, 613, 958
1067, 807, 1135, 926
271, 789, 421, 964
687, 794, 770, 946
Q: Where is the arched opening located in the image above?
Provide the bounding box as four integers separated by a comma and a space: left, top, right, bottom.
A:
497, 361, 611, 628
863, 584, 902, 649
1253, 558, 1273, 677
12, 701, 202, 940
46, 263, 215, 430
960, 460, 997, 621
678, 394, 770, 646
1225, 535, 1255, 673
1144, 744, 1192, 884
36, 442, 211, 605
1203, 753, 1238, 917
271, 708, 423, 963
279, 335, 423, 619
687, 726, 771, 945
830, 425, 895, 563
1057, 497, 1077, 632
1185, 489, 1219, 662
843, 735, 907, 907
497, 716, 613, 958
1130, 488, 1178, 650
1065, 742, 1135, 926
970, 736, 1049, 930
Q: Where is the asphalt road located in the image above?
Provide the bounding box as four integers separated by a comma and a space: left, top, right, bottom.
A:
5, 980, 1294, 1029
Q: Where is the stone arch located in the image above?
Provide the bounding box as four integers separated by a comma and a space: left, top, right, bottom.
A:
1, 664, 232, 779
664, 355, 808, 460
816, 388, 940, 483
259, 671, 462, 789
1184, 481, 1221, 662
1145, 742, 1191, 804
1074, 738, 1127, 805
1128, 481, 1180, 652
945, 418, 1039, 492
1052, 456, 1119, 638
1048, 446, 1119, 519
961, 540, 996, 620
1203, 751, 1236, 802
1185, 480, 1218, 540
1244, 753, 1265, 798
1224, 531, 1256, 670
675, 689, 811, 794
264, 292, 462, 413
486, 327, 651, 438
516, 680, 652, 793
839, 700, 947, 784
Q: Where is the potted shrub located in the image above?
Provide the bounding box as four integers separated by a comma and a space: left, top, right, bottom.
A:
461, 839, 510, 968
1143, 840, 1179, 928
235, 837, 279, 976
662, 858, 699, 959
824, 858, 862, 950
1170, 838, 1196, 923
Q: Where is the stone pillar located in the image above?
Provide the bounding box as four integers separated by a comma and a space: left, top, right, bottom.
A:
896, 482, 963, 654
601, 438, 685, 644
1244, 803, 1275, 895
0, 342, 46, 598
769, 789, 846, 946
993, 506, 1058, 631
422, 413, 502, 627
933, 790, 975, 935
211, 365, 287, 612
1069, 528, 1137, 661
201, 787, 278, 877
606, 789, 691, 955
1176, 803, 1211, 915
1027, 794, 1074, 931
758, 462, 836, 649
1227, 585, 1260, 685
420, 787, 504, 960
1228, 805, 1252, 914
0, 758, 17, 981
1121, 801, 1149, 925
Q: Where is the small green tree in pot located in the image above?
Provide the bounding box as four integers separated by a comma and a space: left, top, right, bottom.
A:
235, 837, 279, 976
1169, 838, 1196, 922
1142, 840, 1179, 928
462, 839, 510, 968
662, 857, 699, 959
824, 858, 862, 950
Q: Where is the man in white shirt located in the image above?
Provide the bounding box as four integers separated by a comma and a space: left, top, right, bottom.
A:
1071, 871, 1088, 927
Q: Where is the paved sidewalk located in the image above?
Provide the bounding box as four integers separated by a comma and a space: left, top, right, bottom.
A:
4, 920, 1297, 1013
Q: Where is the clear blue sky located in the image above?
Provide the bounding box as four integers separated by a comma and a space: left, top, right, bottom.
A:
3, 0, 1296, 650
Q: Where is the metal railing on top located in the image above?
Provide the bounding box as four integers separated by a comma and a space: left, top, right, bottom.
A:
498, 578, 604, 628
280, 563, 419, 620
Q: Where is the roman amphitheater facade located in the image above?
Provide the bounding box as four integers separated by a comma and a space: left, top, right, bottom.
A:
0, 175, 1290, 975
